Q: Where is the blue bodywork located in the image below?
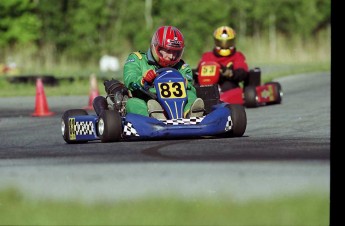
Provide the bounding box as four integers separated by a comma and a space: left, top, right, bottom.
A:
153, 68, 188, 119
66, 68, 235, 141
122, 103, 232, 139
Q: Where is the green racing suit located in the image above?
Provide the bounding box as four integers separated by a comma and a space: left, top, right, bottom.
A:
123, 50, 197, 117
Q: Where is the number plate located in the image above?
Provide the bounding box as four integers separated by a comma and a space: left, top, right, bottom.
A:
200, 65, 217, 76
157, 81, 186, 98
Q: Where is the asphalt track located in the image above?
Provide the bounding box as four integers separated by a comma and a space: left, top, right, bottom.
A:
0, 72, 330, 203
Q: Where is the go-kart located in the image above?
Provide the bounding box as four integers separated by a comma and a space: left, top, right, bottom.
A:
194, 61, 283, 111
61, 67, 247, 143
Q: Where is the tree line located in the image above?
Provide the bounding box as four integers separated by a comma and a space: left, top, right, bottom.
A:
0, 0, 330, 65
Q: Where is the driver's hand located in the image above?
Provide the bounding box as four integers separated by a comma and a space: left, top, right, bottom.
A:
220, 64, 233, 78
141, 69, 157, 85
222, 68, 233, 78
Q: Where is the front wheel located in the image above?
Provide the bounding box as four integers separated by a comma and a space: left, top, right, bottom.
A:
225, 104, 247, 137
98, 110, 122, 142
61, 109, 89, 144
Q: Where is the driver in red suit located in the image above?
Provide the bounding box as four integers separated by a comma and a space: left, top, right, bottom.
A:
196, 26, 249, 92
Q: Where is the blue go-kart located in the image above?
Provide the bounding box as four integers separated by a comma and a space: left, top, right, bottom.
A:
61, 68, 247, 143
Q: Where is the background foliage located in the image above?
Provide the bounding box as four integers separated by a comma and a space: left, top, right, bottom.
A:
0, 0, 330, 76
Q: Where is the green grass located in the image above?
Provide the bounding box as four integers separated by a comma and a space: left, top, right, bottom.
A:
0, 61, 330, 97
0, 188, 329, 225
0, 31, 330, 97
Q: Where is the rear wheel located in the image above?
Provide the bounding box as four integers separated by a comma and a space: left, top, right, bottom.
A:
222, 104, 247, 137
98, 110, 122, 142
244, 86, 259, 108
265, 82, 283, 105
61, 109, 88, 144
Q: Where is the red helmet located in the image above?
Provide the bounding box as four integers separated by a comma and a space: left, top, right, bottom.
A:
150, 26, 185, 67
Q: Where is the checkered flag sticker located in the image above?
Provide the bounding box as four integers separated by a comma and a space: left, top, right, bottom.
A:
75, 121, 94, 135
161, 116, 205, 125
225, 115, 232, 131
123, 121, 139, 136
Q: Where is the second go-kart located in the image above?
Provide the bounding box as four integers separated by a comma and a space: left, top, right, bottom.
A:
61, 67, 247, 143
194, 61, 283, 111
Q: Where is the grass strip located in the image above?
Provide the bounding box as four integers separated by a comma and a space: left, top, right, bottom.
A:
0, 188, 329, 225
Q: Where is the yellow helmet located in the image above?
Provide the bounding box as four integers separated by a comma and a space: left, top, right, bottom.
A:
213, 26, 236, 56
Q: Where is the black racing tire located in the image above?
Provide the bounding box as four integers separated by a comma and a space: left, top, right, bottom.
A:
222, 104, 247, 137
61, 109, 88, 144
265, 82, 283, 105
244, 85, 259, 108
98, 110, 122, 142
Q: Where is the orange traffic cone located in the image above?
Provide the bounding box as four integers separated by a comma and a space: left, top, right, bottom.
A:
84, 73, 100, 110
32, 78, 55, 117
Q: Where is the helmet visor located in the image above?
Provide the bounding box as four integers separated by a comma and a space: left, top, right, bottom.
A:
214, 38, 235, 49
157, 47, 183, 62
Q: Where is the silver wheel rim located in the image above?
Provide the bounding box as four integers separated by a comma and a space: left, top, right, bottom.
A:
98, 118, 105, 135
61, 120, 65, 135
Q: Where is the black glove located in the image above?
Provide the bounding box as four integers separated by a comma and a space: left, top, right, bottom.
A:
104, 79, 129, 102
220, 64, 233, 78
